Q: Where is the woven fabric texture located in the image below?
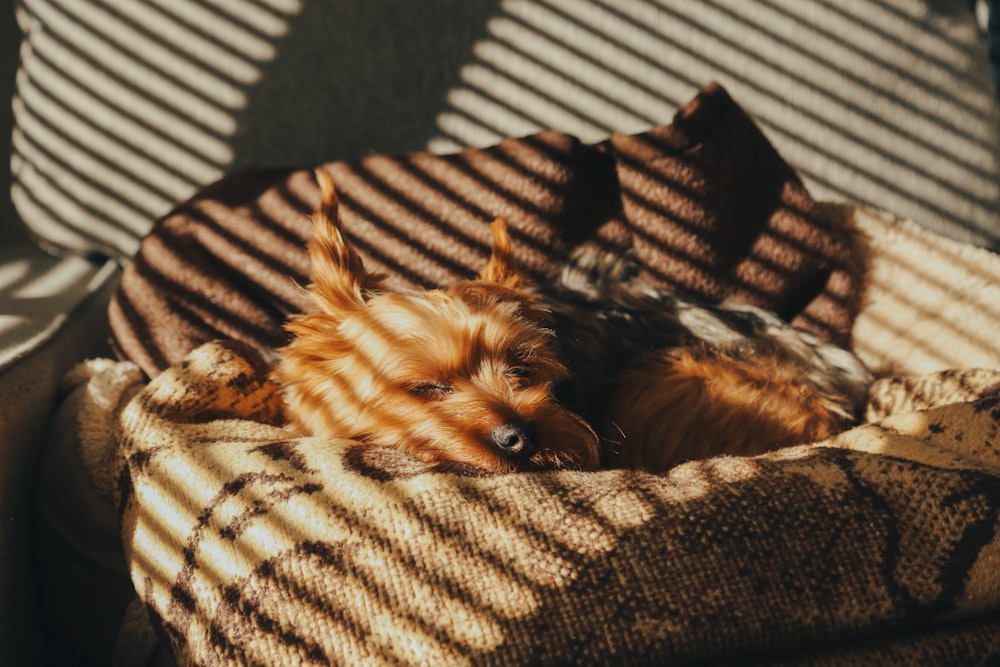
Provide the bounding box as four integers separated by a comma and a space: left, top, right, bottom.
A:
114, 340, 1000, 666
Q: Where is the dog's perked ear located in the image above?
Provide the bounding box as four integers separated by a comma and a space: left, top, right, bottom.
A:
307, 169, 382, 311
479, 218, 523, 289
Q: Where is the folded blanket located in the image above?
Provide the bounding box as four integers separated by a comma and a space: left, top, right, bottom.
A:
108, 83, 864, 379
101, 83, 1000, 664
113, 340, 1000, 666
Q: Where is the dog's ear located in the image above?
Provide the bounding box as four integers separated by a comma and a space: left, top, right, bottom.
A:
307, 169, 382, 311
479, 218, 523, 288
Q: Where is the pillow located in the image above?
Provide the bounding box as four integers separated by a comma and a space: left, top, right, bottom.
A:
12, 1, 1000, 259
108, 83, 866, 378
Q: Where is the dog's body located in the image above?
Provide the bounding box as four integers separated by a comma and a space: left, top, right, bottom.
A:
541, 250, 871, 470
274, 170, 871, 474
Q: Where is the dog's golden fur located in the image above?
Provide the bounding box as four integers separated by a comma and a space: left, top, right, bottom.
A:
602, 345, 846, 471
275, 170, 869, 474
274, 170, 600, 473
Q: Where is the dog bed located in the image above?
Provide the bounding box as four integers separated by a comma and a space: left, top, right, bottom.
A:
92, 84, 1000, 665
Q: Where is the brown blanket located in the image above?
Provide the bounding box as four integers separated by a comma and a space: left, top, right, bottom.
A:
104, 84, 1000, 665
108, 83, 864, 378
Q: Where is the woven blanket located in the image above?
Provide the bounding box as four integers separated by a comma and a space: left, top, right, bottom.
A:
103, 84, 1000, 664
108, 83, 863, 379
114, 339, 1000, 666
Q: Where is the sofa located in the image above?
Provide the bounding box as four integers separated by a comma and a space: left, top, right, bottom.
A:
4, 1, 1000, 665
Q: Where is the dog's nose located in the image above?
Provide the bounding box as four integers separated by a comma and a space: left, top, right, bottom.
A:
490, 421, 538, 458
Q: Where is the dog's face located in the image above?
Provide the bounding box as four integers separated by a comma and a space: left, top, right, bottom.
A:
274, 171, 599, 473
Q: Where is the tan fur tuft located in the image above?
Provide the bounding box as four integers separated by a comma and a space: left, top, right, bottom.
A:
479, 218, 522, 289
307, 168, 383, 312
603, 346, 848, 473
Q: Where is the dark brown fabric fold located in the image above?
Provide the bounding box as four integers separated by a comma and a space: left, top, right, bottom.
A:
610, 82, 866, 342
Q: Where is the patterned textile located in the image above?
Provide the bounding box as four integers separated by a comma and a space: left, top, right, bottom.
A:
108, 83, 864, 379
116, 340, 1000, 665
104, 83, 1000, 664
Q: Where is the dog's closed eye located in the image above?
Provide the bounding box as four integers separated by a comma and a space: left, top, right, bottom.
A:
405, 381, 454, 400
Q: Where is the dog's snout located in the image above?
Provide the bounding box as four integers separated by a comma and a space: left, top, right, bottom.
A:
490, 421, 538, 458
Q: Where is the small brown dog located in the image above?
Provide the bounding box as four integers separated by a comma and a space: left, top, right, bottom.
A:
273, 170, 600, 473
274, 170, 871, 473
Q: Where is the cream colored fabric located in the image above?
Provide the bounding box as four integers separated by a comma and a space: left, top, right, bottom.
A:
0, 248, 117, 370
852, 204, 1000, 374
111, 349, 1000, 666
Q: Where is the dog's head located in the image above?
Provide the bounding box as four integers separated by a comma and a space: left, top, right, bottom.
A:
274, 170, 599, 473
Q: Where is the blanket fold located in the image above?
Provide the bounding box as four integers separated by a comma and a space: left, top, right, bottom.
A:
113, 340, 1000, 666
109, 83, 865, 379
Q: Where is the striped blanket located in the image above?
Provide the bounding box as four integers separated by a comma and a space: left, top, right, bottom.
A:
108, 83, 863, 379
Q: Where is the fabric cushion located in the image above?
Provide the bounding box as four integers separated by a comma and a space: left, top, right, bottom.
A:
851, 204, 1000, 374
108, 84, 866, 378
12, 0, 1000, 259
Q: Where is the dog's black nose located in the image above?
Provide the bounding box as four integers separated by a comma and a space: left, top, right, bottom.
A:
490, 421, 538, 458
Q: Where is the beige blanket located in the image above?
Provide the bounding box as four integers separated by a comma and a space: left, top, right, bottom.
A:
102, 205, 1000, 665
